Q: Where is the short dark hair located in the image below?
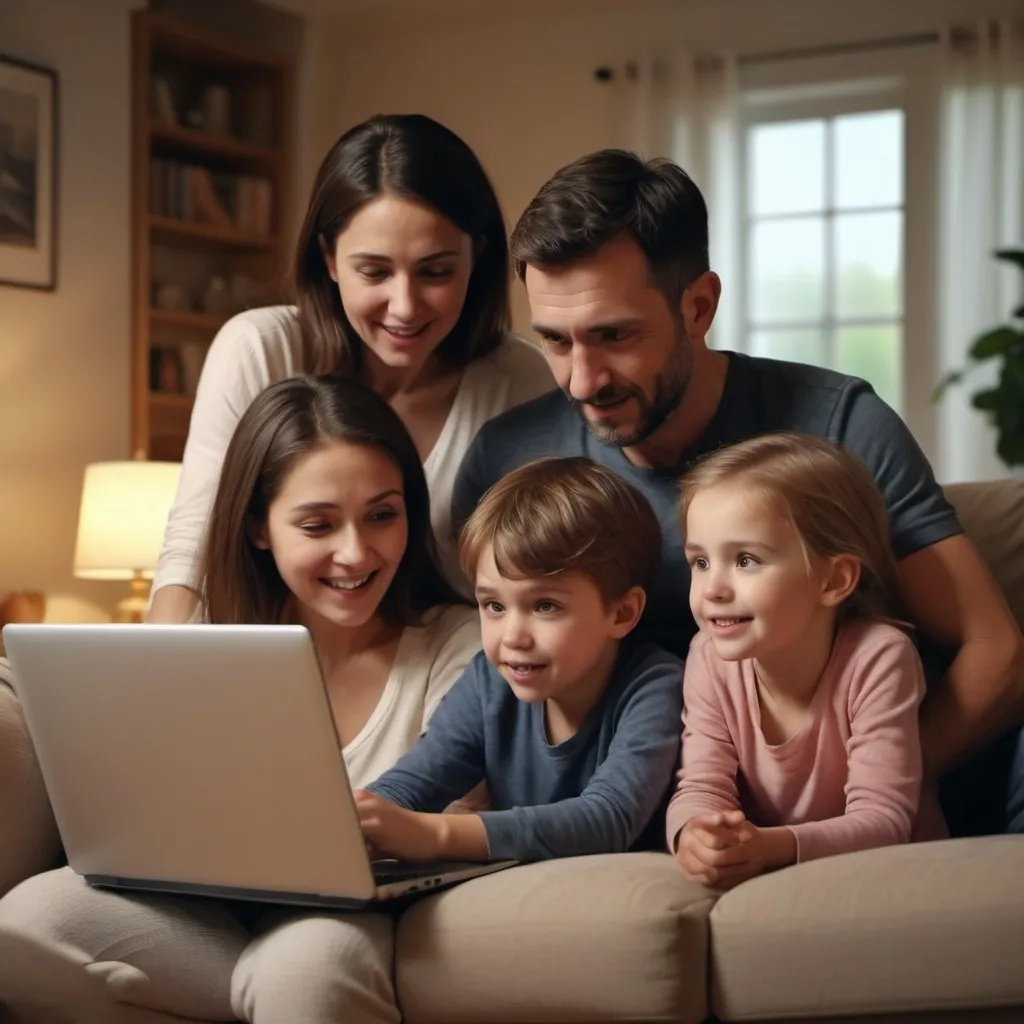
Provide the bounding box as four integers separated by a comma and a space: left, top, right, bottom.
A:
510, 149, 709, 308
294, 114, 509, 376
199, 375, 460, 627
458, 456, 662, 605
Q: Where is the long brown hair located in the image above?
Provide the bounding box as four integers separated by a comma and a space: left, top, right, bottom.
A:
459, 456, 662, 605
294, 113, 509, 376
678, 433, 910, 627
198, 375, 460, 626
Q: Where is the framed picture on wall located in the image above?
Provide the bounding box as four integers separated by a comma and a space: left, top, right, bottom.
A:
0, 54, 58, 291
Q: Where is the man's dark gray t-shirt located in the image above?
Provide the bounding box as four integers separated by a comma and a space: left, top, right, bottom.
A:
452, 353, 962, 659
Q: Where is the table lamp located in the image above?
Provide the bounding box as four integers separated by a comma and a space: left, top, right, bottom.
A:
72, 460, 182, 623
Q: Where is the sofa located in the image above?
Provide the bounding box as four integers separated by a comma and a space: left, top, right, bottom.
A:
2, 477, 1023, 1024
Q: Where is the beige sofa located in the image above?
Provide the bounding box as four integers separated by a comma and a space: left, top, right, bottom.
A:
5, 478, 1024, 1024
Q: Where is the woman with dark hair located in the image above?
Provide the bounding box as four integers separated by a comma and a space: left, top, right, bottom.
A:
0, 376, 482, 1023
150, 113, 552, 623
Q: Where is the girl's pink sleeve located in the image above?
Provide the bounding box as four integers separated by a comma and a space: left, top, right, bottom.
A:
666, 638, 742, 852
788, 632, 925, 862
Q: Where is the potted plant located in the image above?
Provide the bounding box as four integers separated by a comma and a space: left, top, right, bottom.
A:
933, 248, 1024, 467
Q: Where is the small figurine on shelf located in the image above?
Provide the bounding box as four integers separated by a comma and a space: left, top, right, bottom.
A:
150, 75, 177, 125
150, 347, 186, 394
201, 85, 232, 137
202, 275, 237, 318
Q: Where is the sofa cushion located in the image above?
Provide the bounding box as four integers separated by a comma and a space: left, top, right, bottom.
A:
709, 836, 1024, 1020
943, 478, 1024, 627
395, 853, 713, 1024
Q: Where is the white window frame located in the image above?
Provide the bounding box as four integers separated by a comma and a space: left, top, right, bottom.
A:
737, 45, 940, 456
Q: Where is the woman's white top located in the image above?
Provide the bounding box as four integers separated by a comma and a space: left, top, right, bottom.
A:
343, 603, 480, 788
152, 305, 554, 596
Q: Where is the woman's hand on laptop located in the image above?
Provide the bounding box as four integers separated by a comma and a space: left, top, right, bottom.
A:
354, 790, 490, 863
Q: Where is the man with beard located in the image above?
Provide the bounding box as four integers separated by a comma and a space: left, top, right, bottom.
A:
452, 149, 1023, 834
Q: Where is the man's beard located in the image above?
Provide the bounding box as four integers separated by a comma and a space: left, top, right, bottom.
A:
567, 320, 693, 449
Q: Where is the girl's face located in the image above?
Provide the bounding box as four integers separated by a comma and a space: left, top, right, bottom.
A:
684, 481, 840, 671
326, 194, 475, 376
253, 439, 409, 633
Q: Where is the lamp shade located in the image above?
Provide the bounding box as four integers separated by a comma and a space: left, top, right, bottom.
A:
73, 461, 182, 580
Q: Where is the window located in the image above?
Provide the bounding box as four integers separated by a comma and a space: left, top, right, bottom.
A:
742, 97, 906, 412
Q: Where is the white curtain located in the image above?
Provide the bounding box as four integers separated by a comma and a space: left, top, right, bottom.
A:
607, 53, 743, 353
936, 20, 1024, 482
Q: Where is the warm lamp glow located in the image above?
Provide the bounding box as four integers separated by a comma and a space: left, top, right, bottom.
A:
73, 461, 181, 621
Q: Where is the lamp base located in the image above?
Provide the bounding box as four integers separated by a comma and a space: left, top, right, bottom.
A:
113, 572, 152, 624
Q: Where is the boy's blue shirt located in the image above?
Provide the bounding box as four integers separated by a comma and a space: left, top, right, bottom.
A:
365, 641, 683, 862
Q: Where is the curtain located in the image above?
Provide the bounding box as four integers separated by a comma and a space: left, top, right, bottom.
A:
936, 20, 1024, 482
607, 52, 743, 353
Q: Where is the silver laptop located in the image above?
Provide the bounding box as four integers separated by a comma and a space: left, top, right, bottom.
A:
2, 623, 514, 907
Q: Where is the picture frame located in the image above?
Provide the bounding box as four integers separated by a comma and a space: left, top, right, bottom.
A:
0, 54, 58, 291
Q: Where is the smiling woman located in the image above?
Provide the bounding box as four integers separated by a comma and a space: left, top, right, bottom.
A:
0, 374, 486, 1023
147, 113, 555, 624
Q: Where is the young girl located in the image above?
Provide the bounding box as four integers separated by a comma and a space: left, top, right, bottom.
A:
0, 375, 481, 1024
668, 433, 947, 891
149, 112, 553, 624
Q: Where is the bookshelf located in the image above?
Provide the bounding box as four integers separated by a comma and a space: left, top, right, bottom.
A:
130, 11, 290, 461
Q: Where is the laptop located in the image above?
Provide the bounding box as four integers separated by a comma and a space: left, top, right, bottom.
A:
2, 623, 515, 907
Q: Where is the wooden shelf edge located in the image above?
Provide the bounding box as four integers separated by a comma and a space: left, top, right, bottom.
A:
149, 391, 194, 410
149, 215, 279, 249
150, 308, 227, 331
138, 10, 288, 72
149, 120, 280, 163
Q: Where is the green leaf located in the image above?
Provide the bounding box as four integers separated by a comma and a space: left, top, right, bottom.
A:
994, 248, 1024, 272
931, 371, 964, 402
1015, 304, 1024, 319
996, 432, 1024, 467
969, 326, 1020, 360
971, 389, 1000, 411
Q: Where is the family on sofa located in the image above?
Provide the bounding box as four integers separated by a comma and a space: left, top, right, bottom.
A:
0, 112, 1022, 1024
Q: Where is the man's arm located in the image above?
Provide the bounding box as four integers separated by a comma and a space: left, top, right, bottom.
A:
899, 535, 1024, 777
834, 385, 1024, 776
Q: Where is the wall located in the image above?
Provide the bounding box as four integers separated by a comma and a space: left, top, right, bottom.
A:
0, 0, 144, 619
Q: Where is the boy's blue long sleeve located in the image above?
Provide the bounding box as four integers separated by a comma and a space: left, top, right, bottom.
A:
479, 657, 682, 861
364, 660, 487, 812
366, 646, 683, 864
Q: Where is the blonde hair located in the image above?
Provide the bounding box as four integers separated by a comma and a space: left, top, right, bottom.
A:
678, 433, 909, 627
458, 456, 661, 604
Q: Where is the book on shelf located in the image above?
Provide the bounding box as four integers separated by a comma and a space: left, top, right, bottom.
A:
149, 158, 273, 235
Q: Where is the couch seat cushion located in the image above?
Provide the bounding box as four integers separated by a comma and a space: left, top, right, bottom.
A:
395, 853, 713, 1024
709, 836, 1024, 1020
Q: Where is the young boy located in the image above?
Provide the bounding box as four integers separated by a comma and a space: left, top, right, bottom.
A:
356, 456, 683, 863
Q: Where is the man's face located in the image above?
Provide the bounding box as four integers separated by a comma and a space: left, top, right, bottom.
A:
524, 235, 693, 448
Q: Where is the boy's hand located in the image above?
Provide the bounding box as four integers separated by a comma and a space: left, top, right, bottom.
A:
355, 790, 445, 862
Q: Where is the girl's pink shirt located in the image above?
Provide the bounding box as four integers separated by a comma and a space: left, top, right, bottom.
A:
667, 619, 948, 862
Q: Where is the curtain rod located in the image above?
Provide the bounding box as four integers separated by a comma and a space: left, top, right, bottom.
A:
738, 31, 940, 67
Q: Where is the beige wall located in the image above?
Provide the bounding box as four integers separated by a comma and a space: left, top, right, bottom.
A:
0, 0, 144, 619
305, 0, 1024, 336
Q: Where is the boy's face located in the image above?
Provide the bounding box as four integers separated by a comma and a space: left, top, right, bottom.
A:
473, 543, 640, 708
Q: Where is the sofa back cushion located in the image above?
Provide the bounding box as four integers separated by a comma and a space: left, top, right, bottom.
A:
943, 477, 1024, 629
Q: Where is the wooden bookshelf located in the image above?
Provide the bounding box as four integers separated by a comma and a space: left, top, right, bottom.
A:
149, 215, 280, 251
130, 10, 290, 461
149, 120, 281, 166
149, 308, 227, 332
